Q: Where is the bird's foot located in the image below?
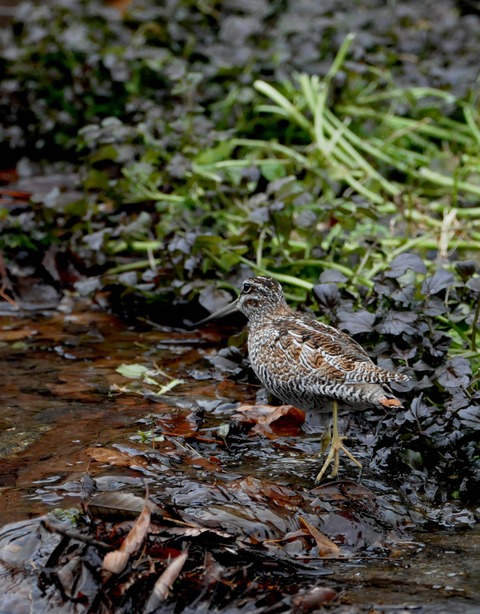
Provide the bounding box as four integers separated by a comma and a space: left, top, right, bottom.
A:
315, 435, 362, 483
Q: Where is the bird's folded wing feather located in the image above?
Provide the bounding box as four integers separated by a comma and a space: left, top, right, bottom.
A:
276, 319, 372, 378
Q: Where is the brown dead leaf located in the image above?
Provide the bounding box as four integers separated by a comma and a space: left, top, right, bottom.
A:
0, 188, 29, 198
102, 500, 152, 574
87, 492, 146, 520
144, 551, 188, 611
298, 516, 341, 558
87, 492, 221, 531
201, 551, 225, 590
47, 379, 98, 398
183, 455, 222, 471
86, 447, 149, 468
291, 586, 337, 613
234, 476, 303, 509
0, 169, 18, 182
0, 328, 37, 341
216, 379, 242, 396
235, 404, 305, 438
311, 480, 374, 501
155, 410, 199, 437
264, 528, 312, 553
161, 526, 233, 540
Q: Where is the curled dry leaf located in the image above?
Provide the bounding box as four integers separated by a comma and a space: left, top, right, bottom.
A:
101, 550, 130, 576
102, 501, 151, 574
144, 551, 189, 612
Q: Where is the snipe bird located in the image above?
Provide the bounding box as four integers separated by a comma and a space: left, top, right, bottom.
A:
197, 276, 409, 482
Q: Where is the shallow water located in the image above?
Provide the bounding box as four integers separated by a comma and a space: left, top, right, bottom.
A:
0, 303, 226, 524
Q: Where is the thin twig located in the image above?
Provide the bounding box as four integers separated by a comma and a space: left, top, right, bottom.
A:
41, 519, 113, 551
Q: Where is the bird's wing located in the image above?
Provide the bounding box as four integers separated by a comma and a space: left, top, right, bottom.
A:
275, 317, 372, 380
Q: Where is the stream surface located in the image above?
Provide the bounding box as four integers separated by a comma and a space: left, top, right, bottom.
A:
0, 301, 479, 612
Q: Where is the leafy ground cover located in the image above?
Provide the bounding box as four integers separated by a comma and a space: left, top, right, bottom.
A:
0, 0, 479, 608
1, 1, 480, 304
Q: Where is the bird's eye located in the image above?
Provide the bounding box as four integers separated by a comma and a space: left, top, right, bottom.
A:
243, 281, 252, 294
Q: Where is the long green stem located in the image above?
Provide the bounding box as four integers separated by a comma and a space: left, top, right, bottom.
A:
224, 251, 314, 290
107, 259, 159, 275
462, 104, 480, 148
336, 105, 474, 145
276, 258, 374, 288
231, 138, 312, 166
323, 110, 399, 196
419, 167, 480, 197
109, 240, 163, 254
254, 80, 313, 134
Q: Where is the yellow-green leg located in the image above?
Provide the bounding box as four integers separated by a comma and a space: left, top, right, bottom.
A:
315, 400, 363, 483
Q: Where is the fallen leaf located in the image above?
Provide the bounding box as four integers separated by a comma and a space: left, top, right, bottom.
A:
311, 481, 375, 501
291, 586, 337, 613
235, 404, 305, 437
86, 447, 149, 468
155, 410, 199, 437
183, 456, 222, 471
87, 492, 146, 520
235, 476, 303, 509
102, 500, 151, 574
144, 551, 188, 611
101, 550, 130, 575
298, 517, 341, 557
0, 328, 37, 341
116, 363, 150, 379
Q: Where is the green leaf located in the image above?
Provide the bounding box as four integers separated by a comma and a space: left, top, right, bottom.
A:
260, 162, 287, 181
116, 363, 150, 379
195, 141, 237, 164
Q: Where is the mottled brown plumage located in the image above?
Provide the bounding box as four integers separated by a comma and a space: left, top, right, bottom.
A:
197, 276, 409, 481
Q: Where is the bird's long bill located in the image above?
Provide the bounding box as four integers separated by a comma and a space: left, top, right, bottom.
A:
193, 298, 239, 326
